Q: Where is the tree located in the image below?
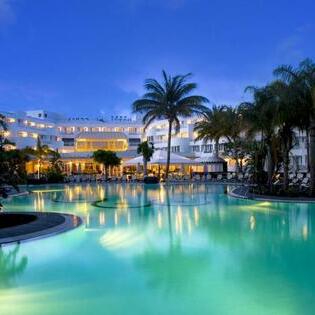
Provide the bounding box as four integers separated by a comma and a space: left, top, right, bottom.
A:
0, 115, 28, 196
0, 114, 14, 150
132, 70, 209, 179
241, 83, 281, 190
0, 114, 7, 148
92, 150, 121, 180
220, 106, 245, 172
24, 137, 57, 179
274, 58, 315, 194
137, 141, 154, 176
46, 150, 65, 183
194, 105, 226, 158
242, 140, 267, 185
0, 149, 29, 195
271, 80, 301, 190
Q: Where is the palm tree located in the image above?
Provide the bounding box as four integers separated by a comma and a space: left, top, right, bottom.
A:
274, 59, 315, 194
92, 150, 121, 180
241, 84, 280, 189
137, 141, 154, 176
24, 137, 56, 179
194, 105, 226, 158
273, 80, 304, 191
220, 106, 245, 172
132, 71, 209, 179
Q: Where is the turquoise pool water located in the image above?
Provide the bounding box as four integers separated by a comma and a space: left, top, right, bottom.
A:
1, 183, 315, 315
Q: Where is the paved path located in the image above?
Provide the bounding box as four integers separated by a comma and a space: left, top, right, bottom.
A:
0, 212, 82, 245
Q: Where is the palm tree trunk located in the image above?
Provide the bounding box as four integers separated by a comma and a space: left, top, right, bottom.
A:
309, 119, 315, 196
239, 156, 243, 173
105, 165, 108, 181
282, 148, 289, 191
235, 152, 240, 173
143, 158, 147, 176
267, 145, 274, 191
165, 120, 173, 180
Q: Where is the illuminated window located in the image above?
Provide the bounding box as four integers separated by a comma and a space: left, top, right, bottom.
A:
75, 134, 128, 152
18, 131, 28, 137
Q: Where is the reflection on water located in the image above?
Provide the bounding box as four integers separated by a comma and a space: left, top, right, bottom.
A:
0, 245, 28, 288
1, 183, 315, 315
6, 183, 315, 241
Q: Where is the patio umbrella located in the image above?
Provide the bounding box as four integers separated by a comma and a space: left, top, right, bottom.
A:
149, 150, 192, 165
124, 155, 143, 166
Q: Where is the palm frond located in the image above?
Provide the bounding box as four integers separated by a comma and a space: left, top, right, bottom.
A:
273, 65, 300, 83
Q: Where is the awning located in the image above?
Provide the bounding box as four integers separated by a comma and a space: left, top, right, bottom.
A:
60, 150, 138, 160
124, 150, 192, 166
193, 155, 226, 164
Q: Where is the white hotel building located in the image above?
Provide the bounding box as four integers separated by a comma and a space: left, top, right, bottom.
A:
1, 109, 309, 173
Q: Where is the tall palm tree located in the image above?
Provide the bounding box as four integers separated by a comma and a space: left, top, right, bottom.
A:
274, 81, 299, 190
137, 141, 154, 176
241, 84, 280, 189
132, 71, 209, 179
194, 105, 226, 158
274, 58, 315, 194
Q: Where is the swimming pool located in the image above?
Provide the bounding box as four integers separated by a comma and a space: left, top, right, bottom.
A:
1, 183, 315, 315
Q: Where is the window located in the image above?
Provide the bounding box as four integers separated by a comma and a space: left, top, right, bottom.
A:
18, 131, 28, 137
192, 145, 200, 152
75, 138, 128, 152
203, 144, 212, 153
219, 143, 226, 152
129, 138, 141, 145
62, 138, 75, 146
128, 127, 138, 134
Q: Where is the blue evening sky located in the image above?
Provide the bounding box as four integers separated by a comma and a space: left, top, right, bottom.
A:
0, 0, 314, 118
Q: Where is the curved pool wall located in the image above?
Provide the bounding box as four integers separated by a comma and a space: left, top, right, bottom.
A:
0, 212, 82, 245
1, 183, 315, 315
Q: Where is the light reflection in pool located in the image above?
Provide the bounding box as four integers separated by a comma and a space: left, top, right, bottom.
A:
1, 183, 315, 315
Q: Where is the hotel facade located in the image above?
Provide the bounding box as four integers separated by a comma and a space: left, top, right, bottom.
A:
1, 109, 309, 174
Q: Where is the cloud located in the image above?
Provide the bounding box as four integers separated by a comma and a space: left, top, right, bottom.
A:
0, 0, 15, 27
